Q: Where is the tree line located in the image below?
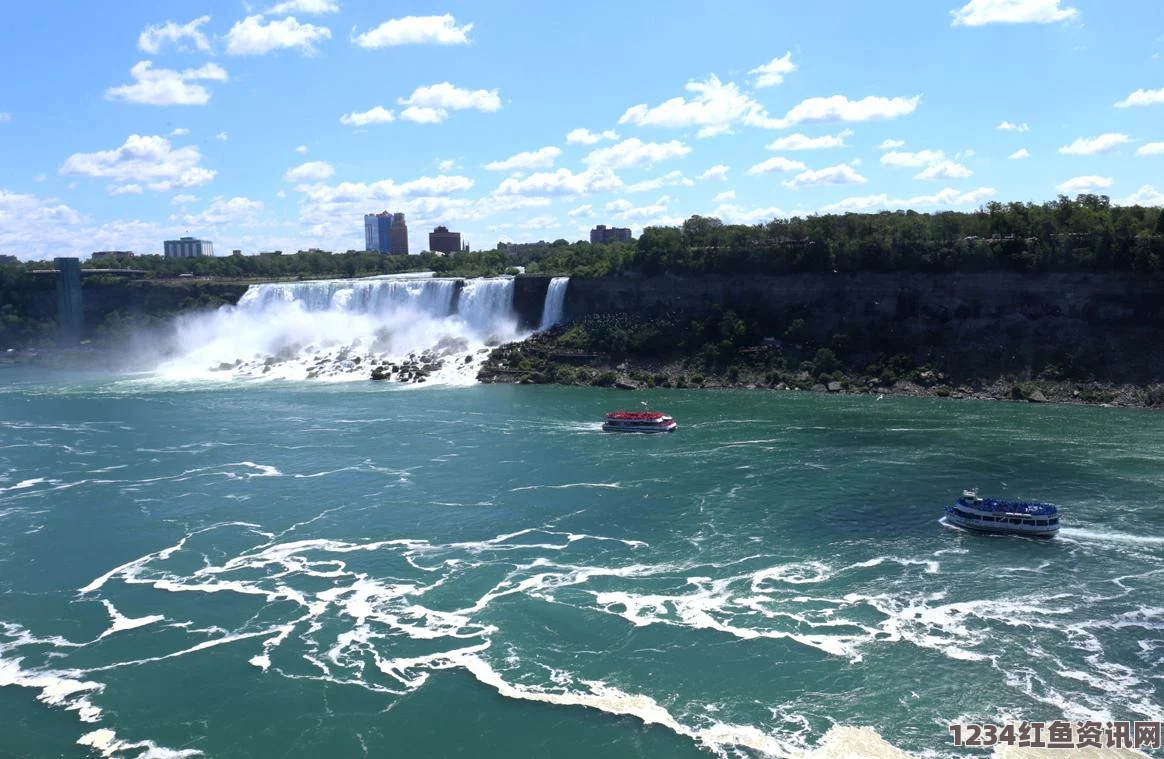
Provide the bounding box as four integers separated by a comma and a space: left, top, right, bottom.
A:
2, 194, 1163, 281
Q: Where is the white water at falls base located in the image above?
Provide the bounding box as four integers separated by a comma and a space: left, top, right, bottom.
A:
146, 274, 568, 385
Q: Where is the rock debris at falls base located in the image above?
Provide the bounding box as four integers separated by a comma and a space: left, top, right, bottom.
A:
202, 335, 496, 382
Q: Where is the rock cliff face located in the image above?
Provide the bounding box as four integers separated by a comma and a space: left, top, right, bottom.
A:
561, 272, 1164, 383
12, 278, 251, 331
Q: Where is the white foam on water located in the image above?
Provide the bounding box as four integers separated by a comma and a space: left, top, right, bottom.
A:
454, 650, 800, 758
0, 625, 105, 725
509, 482, 624, 492
49, 518, 1162, 759
77, 728, 202, 759
97, 600, 165, 640
0, 477, 51, 493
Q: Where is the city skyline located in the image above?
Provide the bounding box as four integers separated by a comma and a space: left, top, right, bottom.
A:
2, 0, 1163, 260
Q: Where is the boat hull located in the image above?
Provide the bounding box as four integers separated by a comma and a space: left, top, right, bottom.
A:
943, 510, 1058, 539
602, 422, 677, 433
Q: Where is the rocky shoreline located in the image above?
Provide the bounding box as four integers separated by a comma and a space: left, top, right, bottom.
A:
476, 329, 1164, 410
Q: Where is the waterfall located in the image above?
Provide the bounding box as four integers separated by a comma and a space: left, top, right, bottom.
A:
149, 274, 522, 384
539, 277, 569, 331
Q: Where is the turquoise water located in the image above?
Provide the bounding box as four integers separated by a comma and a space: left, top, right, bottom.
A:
2, 368, 1163, 758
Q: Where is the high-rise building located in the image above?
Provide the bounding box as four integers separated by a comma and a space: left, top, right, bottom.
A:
590, 225, 633, 244
364, 211, 409, 254
428, 225, 462, 254
164, 237, 213, 258
364, 211, 393, 253
390, 212, 409, 255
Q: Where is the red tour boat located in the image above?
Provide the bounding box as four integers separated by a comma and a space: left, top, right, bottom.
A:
602, 403, 677, 433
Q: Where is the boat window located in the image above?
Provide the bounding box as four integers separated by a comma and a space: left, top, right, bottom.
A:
1008, 518, 1021, 524
1048, 517, 1059, 525
1036, 520, 1046, 526
982, 516, 994, 522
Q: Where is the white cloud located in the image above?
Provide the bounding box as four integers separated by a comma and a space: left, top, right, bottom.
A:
353, 14, 472, 47
1137, 142, 1164, 156
998, 120, 1030, 132
565, 128, 619, 145
138, 16, 213, 54
772, 94, 920, 128
0, 113, 10, 123
1115, 88, 1164, 108
712, 203, 787, 225
782, 164, 868, 189
397, 83, 501, 124
276, 190, 287, 198
916, 160, 972, 180
1056, 175, 1114, 193
583, 138, 690, 170
495, 168, 623, 197
618, 75, 781, 137
1009, 148, 1031, 159
485, 146, 561, 172
1058, 133, 1132, 156
169, 127, 190, 137
60, 134, 216, 192
568, 204, 594, 217
109, 184, 143, 196
749, 52, 796, 88
226, 15, 331, 56
105, 61, 228, 106
713, 190, 736, 203
0, 190, 84, 258
951, 0, 1079, 26
1115, 185, 1164, 206
765, 130, 851, 151
171, 194, 198, 205
215, 132, 229, 141
746, 156, 808, 175
295, 145, 308, 153
626, 170, 694, 193
399, 107, 444, 124
180, 196, 265, 227
820, 187, 996, 213
699, 165, 730, 181
294, 175, 477, 238
880, 149, 946, 167
608, 195, 674, 222
265, 0, 340, 15
877, 139, 905, 150
340, 106, 395, 126
285, 161, 335, 181
515, 215, 560, 231
436, 158, 458, 172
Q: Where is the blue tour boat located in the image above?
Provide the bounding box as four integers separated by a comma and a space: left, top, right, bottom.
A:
944, 489, 1061, 538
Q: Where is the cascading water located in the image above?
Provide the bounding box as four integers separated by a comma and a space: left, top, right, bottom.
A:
538, 277, 569, 331
149, 274, 521, 385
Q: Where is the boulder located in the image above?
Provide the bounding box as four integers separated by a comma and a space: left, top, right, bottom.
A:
615, 379, 641, 390
812, 383, 828, 393
1028, 389, 1047, 403
827, 381, 842, 393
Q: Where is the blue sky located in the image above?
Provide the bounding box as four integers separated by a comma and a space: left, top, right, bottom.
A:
1, 0, 1162, 259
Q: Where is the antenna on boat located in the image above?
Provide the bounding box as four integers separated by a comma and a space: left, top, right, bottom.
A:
640, 401, 649, 410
